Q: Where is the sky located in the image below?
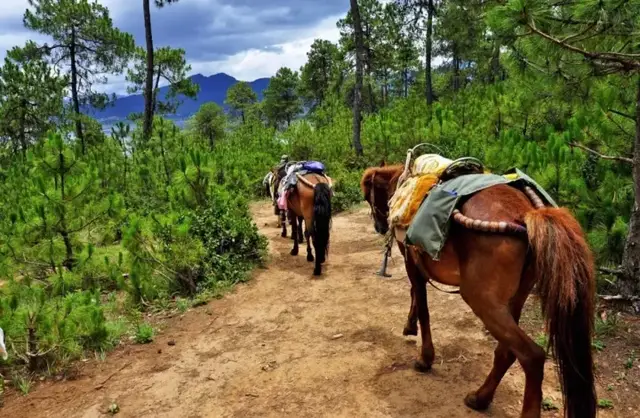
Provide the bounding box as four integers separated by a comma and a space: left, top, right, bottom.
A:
0, 0, 352, 94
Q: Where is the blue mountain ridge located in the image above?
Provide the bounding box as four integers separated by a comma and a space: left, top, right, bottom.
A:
85, 72, 270, 122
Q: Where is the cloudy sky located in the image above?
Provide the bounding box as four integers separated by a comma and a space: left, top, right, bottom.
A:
0, 0, 350, 94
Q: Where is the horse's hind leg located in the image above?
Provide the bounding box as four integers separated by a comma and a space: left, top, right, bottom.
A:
305, 226, 314, 262
289, 210, 299, 256
464, 268, 536, 411
297, 216, 304, 244
462, 290, 544, 417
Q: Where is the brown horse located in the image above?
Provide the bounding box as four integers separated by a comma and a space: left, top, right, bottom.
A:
361, 164, 596, 418
286, 173, 332, 276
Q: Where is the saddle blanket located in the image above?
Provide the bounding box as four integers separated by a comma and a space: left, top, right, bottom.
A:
388, 154, 453, 229
405, 168, 557, 260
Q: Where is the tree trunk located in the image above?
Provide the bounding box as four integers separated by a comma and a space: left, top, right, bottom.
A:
152, 71, 161, 115
489, 38, 501, 83
350, 0, 364, 156
18, 100, 28, 158
425, 0, 434, 106
142, 0, 155, 143
453, 53, 461, 91
69, 28, 85, 154
620, 76, 640, 309
59, 151, 74, 270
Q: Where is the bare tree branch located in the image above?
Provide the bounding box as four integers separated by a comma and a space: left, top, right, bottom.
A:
568, 142, 633, 164
608, 108, 635, 121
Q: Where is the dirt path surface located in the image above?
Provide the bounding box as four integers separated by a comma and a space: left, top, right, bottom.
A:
2, 202, 626, 418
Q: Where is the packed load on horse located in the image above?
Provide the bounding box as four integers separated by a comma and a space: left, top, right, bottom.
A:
276, 160, 329, 211
361, 144, 597, 418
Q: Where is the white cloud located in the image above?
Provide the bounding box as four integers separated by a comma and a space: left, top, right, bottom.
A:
190, 14, 341, 81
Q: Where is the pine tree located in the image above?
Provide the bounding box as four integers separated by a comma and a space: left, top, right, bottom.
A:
127, 46, 199, 118
225, 82, 258, 123
142, 0, 181, 143
0, 42, 67, 157
489, 0, 640, 302
263, 67, 302, 128
192, 103, 226, 150
23, 0, 135, 154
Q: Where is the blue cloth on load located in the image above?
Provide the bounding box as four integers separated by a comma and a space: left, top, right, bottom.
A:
303, 161, 325, 173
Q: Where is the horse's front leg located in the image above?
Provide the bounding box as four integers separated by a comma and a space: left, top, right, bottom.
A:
403, 283, 419, 336
289, 210, 299, 256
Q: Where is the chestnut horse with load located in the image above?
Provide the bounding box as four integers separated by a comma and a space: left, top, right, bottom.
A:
361, 146, 596, 418
280, 161, 333, 276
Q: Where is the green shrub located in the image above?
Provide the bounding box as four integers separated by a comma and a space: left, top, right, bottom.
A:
191, 186, 267, 287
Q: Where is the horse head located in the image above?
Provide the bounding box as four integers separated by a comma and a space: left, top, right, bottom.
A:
360, 165, 403, 235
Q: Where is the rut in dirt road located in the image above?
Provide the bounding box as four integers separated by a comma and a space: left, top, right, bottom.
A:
4, 201, 585, 418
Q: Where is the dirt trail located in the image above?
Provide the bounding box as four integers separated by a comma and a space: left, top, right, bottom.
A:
1, 202, 623, 418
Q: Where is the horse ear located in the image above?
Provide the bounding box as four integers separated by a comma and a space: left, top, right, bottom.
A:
379, 159, 386, 167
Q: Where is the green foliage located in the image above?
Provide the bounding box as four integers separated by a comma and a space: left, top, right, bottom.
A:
263, 67, 302, 128
190, 188, 268, 286
597, 399, 614, 409
299, 39, 341, 108
133, 322, 154, 344
225, 81, 258, 123
24, 0, 135, 152
189, 102, 226, 150
127, 46, 199, 116
0, 42, 67, 156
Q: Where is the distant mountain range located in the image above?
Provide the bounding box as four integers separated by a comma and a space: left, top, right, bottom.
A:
86, 73, 271, 123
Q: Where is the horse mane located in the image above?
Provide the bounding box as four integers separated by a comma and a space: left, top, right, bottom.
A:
360, 165, 404, 197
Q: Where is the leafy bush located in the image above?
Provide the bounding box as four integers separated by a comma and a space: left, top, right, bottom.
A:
332, 169, 364, 213
191, 186, 267, 287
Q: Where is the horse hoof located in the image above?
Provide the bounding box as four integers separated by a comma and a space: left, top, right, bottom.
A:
313, 267, 322, 276
413, 359, 432, 373
281, 232, 287, 238
402, 326, 418, 336
290, 249, 299, 256
464, 392, 491, 411
307, 254, 315, 262
298, 237, 304, 244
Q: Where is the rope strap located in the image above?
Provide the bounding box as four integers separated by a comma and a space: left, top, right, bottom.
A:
296, 173, 333, 189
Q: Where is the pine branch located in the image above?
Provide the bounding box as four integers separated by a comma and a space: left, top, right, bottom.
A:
526, 19, 640, 71
608, 108, 635, 121
568, 142, 633, 164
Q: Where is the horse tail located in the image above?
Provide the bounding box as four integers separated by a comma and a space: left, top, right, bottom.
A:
312, 182, 332, 264
524, 207, 596, 418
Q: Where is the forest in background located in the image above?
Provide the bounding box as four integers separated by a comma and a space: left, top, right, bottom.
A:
1, 0, 639, 390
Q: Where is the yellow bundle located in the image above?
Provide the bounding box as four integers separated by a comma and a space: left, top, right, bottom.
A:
388, 154, 453, 229
389, 174, 440, 228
